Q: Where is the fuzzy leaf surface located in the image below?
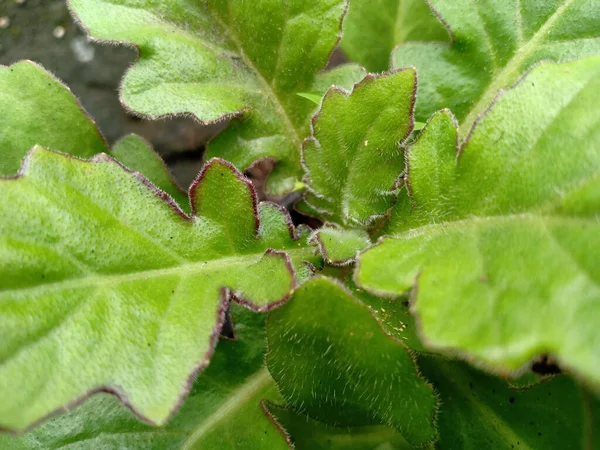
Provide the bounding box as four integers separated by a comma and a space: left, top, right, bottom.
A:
302, 70, 415, 226
357, 57, 600, 384
0, 304, 291, 449
0, 61, 188, 211
393, 0, 600, 128
266, 403, 413, 450
0, 149, 314, 431
112, 134, 190, 213
419, 356, 600, 449
266, 277, 437, 445
310, 227, 370, 266
341, 0, 447, 72
0, 61, 106, 175
68, 0, 352, 194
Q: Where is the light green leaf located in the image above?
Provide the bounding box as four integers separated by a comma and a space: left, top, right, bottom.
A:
419, 356, 600, 449
266, 403, 414, 450
341, 0, 447, 72
0, 148, 313, 431
296, 93, 323, 106
393, 0, 600, 129
0, 61, 188, 212
67, 0, 353, 194
302, 70, 415, 226
266, 277, 438, 445
310, 227, 370, 266
357, 57, 600, 384
0, 61, 107, 176
112, 134, 190, 213
0, 303, 291, 449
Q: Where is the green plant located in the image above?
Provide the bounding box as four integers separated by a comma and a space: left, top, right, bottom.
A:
1, 0, 599, 448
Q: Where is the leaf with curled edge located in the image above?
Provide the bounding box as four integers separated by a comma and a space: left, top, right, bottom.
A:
0, 148, 318, 432
341, 0, 447, 72
302, 70, 415, 264
392, 0, 600, 131
0, 303, 294, 449
0, 61, 189, 212
357, 57, 600, 385
266, 276, 438, 446
67, 0, 365, 195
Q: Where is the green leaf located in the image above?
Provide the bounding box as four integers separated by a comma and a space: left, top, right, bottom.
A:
296, 93, 323, 105
112, 134, 190, 213
302, 70, 415, 226
0, 148, 311, 431
393, 0, 600, 129
0, 61, 188, 212
341, 0, 447, 72
0, 61, 107, 176
0, 304, 292, 449
357, 57, 600, 384
310, 227, 370, 266
266, 277, 438, 445
419, 356, 600, 449
67, 0, 354, 194
266, 403, 414, 450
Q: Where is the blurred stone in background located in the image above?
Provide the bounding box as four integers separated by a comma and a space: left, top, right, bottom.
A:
0, 0, 220, 188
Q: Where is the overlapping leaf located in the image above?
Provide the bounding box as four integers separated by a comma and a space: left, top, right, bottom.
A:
0, 61, 189, 211
266, 277, 438, 445
393, 0, 600, 129
341, 0, 447, 72
0, 149, 316, 431
357, 57, 600, 384
0, 304, 291, 449
67, 0, 364, 194
302, 70, 416, 263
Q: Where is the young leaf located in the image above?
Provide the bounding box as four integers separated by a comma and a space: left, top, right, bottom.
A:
419, 356, 600, 449
266, 277, 438, 445
341, 0, 447, 72
67, 0, 357, 194
310, 227, 370, 266
266, 403, 413, 450
393, 0, 600, 129
112, 134, 190, 213
0, 304, 292, 449
302, 70, 415, 226
0, 61, 107, 175
357, 57, 600, 384
0, 148, 310, 432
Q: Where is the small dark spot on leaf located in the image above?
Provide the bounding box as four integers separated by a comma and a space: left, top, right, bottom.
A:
538, 432, 542, 436
171, 290, 175, 294
509, 397, 515, 404
469, 381, 473, 389
41, 274, 45, 279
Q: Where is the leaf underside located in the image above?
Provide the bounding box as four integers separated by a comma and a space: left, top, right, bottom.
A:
357, 56, 600, 385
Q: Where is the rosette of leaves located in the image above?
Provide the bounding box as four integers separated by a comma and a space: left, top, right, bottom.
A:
0, 146, 317, 432
391, 0, 600, 128
357, 56, 600, 385
67, 0, 367, 194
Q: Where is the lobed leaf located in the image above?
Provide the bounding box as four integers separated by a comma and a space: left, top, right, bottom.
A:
266, 277, 438, 445
0, 148, 315, 431
0, 304, 291, 449
67, 0, 362, 194
302, 70, 415, 226
310, 227, 370, 266
393, 0, 600, 129
341, 0, 447, 72
357, 57, 600, 384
